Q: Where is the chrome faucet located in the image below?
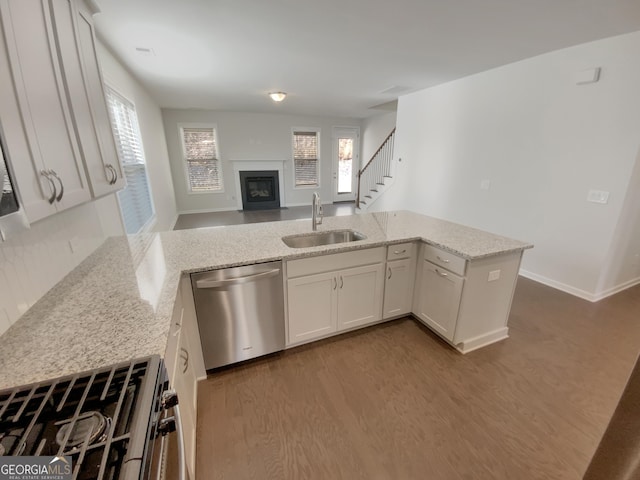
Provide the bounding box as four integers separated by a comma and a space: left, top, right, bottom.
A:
312, 192, 323, 231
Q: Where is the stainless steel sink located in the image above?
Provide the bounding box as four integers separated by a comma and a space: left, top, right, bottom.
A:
282, 229, 367, 248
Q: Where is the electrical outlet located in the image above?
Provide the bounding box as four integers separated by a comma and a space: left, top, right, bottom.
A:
587, 190, 609, 204
488, 270, 501, 282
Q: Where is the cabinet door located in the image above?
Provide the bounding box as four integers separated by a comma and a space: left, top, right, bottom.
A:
383, 258, 414, 319
287, 271, 337, 344
0, 0, 90, 220
414, 260, 464, 341
337, 263, 384, 331
52, 0, 125, 197
173, 327, 197, 480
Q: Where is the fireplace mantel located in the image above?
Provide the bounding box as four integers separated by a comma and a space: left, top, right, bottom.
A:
231, 160, 285, 210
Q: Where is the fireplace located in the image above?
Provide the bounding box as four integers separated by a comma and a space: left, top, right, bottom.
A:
239, 170, 281, 210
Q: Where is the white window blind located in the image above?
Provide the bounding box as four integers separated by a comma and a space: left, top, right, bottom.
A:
105, 87, 155, 234
293, 130, 319, 187
181, 127, 223, 192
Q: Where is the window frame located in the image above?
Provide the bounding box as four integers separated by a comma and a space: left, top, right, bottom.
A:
179, 123, 224, 195
105, 84, 156, 235
292, 127, 321, 189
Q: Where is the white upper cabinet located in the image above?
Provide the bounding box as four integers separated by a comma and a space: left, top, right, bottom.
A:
0, 0, 123, 224
51, 0, 124, 197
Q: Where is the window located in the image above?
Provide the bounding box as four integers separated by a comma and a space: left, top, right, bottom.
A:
180, 126, 223, 193
293, 129, 319, 187
105, 86, 155, 234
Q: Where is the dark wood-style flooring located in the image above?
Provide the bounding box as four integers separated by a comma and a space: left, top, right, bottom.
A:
195, 278, 640, 479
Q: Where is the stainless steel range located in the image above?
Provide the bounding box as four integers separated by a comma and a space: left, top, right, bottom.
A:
0, 356, 184, 480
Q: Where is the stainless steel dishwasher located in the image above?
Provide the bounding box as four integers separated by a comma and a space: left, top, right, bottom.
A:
191, 261, 285, 370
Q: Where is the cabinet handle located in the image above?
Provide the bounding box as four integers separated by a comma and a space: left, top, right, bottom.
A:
393, 249, 406, 255
48, 170, 64, 201
180, 347, 189, 374
435, 268, 448, 277
339, 276, 344, 289
0, 229, 5, 242
108, 164, 118, 185
387, 267, 392, 279
436, 255, 450, 264
333, 277, 337, 290
105, 164, 115, 184
40, 170, 57, 204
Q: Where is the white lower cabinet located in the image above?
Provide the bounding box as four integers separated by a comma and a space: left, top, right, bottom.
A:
383, 242, 417, 319
413, 243, 523, 353
414, 260, 464, 341
165, 282, 198, 480
336, 263, 385, 330
383, 258, 415, 319
172, 325, 197, 480
286, 247, 385, 346
287, 271, 337, 343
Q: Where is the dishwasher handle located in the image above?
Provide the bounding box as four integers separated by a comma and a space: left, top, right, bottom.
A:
195, 268, 280, 289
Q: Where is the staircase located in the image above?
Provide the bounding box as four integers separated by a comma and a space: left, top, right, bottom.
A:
356, 128, 395, 211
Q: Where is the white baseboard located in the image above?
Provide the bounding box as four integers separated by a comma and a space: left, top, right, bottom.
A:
455, 327, 509, 354
519, 269, 640, 303
593, 276, 640, 302
178, 206, 238, 215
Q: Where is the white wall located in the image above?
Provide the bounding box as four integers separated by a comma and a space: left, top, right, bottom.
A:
98, 43, 178, 231
162, 110, 361, 212
374, 31, 640, 300
361, 111, 397, 168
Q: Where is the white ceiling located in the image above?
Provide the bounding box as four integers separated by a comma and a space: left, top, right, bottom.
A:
93, 0, 640, 119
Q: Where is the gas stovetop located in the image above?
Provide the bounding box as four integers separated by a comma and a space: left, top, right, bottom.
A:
0, 356, 162, 480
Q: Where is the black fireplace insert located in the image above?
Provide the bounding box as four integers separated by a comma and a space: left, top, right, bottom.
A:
239, 170, 280, 210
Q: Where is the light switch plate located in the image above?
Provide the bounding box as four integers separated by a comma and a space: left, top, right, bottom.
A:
587, 190, 610, 204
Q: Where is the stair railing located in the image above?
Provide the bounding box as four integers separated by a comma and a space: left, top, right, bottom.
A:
356, 128, 396, 208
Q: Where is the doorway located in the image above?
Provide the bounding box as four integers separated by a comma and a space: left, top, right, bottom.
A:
332, 127, 359, 202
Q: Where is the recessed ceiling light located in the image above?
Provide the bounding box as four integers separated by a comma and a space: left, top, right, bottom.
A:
269, 92, 287, 102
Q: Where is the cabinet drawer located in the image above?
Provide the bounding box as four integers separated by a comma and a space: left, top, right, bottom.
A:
287, 247, 385, 278
386, 242, 414, 260
423, 244, 466, 276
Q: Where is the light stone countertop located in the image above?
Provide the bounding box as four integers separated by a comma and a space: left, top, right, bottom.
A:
0, 210, 532, 389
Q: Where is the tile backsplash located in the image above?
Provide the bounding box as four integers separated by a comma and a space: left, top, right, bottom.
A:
0, 198, 123, 335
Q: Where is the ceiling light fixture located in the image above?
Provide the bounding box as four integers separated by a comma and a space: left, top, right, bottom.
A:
269, 92, 287, 102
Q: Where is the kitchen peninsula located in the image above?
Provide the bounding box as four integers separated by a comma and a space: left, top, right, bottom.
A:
0, 210, 532, 389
